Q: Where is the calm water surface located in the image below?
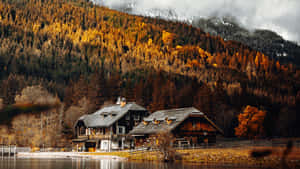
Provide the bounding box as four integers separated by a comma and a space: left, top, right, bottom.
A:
0, 157, 263, 169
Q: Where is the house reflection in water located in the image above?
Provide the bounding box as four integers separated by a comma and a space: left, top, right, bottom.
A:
70, 159, 193, 169
71, 159, 125, 169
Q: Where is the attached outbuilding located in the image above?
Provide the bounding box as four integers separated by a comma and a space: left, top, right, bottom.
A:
130, 107, 223, 148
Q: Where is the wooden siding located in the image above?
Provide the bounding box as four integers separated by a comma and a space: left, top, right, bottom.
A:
173, 117, 217, 135
74, 110, 148, 147
134, 116, 218, 147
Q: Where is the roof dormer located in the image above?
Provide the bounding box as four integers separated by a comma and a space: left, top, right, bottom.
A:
102, 112, 109, 118
166, 116, 176, 125
153, 118, 164, 124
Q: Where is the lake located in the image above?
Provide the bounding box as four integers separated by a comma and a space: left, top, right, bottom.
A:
0, 157, 265, 169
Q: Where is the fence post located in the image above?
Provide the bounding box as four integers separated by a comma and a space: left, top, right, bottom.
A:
14, 145, 16, 157
9, 145, 11, 157
1, 145, 3, 158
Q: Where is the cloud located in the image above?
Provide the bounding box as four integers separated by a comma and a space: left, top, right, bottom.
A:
92, 0, 300, 43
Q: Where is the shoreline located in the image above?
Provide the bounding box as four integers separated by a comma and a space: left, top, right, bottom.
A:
17, 152, 126, 160
14, 147, 300, 168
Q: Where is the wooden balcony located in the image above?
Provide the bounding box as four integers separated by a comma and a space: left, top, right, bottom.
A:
76, 134, 129, 141
89, 135, 111, 140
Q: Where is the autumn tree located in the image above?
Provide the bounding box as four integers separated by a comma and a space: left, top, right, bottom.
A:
162, 30, 175, 47
0, 74, 26, 105
0, 98, 3, 109
87, 69, 107, 110
64, 75, 88, 108
12, 85, 64, 147
64, 97, 93, 133
150, 72, 166, 111
0, 125, 15, 145
193, 83, 212, 114
14, 85, 58, 105
235, 105, 267, 139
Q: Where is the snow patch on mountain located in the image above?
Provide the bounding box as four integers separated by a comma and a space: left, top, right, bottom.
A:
91, 0, 300, 45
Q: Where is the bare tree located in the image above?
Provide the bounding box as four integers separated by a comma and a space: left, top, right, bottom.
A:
153, 131, 177, 162
14, 85, 58, 105
64, 97, 93, 130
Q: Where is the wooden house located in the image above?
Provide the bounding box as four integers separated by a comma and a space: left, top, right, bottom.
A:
72, 99, 148, 151
129, 107, 223, 147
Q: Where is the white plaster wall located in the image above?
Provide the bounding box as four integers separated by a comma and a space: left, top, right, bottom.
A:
111, 141, 119, 149
100, 140, 109, 150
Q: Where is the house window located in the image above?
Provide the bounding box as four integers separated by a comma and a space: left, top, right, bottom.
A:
86, 128, 91, 135
192, 121, 197, 129
125, 115, 130, 120
119, 127, 123, 134
134, 114, 140, 121
95, 128, 99, 135
143, 121, 149, 125
80, 127, 85, 135
117, 126, 126, 134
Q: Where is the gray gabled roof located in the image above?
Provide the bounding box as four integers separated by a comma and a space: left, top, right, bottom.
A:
130, 107, 200, 135
130, 107, 223, 135
77, 102, 147, 128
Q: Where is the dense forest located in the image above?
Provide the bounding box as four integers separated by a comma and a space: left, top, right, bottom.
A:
0, 0, 299, 147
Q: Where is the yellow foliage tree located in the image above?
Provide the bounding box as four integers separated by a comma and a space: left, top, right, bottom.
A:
0, 98, 3, 109
162, 30, 174, 46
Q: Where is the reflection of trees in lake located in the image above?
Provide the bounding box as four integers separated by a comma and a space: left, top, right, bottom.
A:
1, 158, 250, 169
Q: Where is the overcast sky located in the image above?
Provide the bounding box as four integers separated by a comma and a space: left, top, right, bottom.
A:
93, 0, 300, 44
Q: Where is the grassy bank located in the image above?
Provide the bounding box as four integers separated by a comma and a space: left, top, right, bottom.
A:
82, 147, 300, 167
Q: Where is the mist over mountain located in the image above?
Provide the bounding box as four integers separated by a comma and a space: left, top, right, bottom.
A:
192, 17, 300, 66
92, 0, 300, 43
91, 0, 300, 65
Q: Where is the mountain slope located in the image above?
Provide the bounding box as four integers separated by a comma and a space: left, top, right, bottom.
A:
101, 0, 300, 66
0, 0, 298, 138
192, 17, 300, 66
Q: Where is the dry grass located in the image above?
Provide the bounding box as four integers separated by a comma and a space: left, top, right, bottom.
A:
179, 148, 269, 165
178, 147, 300, 168
129, 151, 161, 161
81, 151, 131, 158
81, 147, 300, 167
82, 151, 161, 161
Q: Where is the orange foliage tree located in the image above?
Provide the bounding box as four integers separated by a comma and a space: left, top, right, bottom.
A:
235, 105, 267, 139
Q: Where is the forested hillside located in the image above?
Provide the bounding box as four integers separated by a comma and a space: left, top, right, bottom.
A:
0, 0, 299, 146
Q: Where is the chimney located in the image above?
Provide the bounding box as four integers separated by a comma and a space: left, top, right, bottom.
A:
116, 96, 121, 105
120, 97, 126, 107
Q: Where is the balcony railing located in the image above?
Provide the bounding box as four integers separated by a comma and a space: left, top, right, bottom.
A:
77, 134, 128, 140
